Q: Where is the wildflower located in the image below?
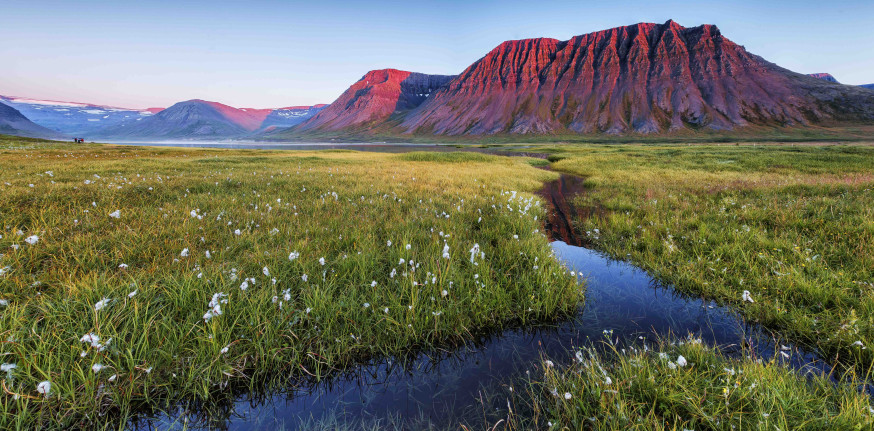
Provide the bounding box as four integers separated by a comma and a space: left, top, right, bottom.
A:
469, 243, 480, 263
80, 332, 101, 347
118, 263, 128, 269
405, 244, 411, 250
220, 345, 229, 355
180, 248, 189, 257
544, 360, 554, 368
240, 281, 249, 291
25, 235, 39, 245
92, 363, 105, 373
305, 307, 312, 314
234, 229, 241, 235
205, 250, 211, 259
384, 307, 389, 313
1, 363, 16, 373
564, 392, 572, 400
36, 381, 51, 396
108, 374, 117, 382
371, 281, 377, 288
289, 251, 300, 261
741, 290, 754, 303
676, 355, 688, 367
109, 210, 120, 219
94, 297, 111, 311
853, 340, 865, 347
441, 289, 448, 297
302, 274, 308, 282
319, 257, 325, 266
363, 303, 370, 308
189, 210, 198, 218
398, 258, 405, 265
387, 240, 392, 247
128, 289, 138, 298
262, 267, 270, 277
442, 244, 450, 259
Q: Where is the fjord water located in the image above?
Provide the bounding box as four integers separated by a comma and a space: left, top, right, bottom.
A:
130, 165, 830, 430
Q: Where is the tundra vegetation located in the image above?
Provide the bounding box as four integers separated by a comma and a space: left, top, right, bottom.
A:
0, 135, 872, 429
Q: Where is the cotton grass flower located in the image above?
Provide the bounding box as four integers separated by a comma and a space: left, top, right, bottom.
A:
262, 267, 270, 277
109, 210, 121, 219
180, 248, 189, 257
25, 235, 39, 245
741, 290, 754, 303
92, 363, 105, 373
676, 355, 688, 367
36, 381, 51, 397
289, 251, 300, 261
94, 297, 111, 311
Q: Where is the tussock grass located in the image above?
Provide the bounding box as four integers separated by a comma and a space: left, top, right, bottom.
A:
0, 138, 580, 428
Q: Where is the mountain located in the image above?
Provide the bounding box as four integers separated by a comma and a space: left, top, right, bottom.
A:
285, 21, 874, 137
808, 73, 839, 83
256, 105, 327, 133
862, 84, 874, 90
288, 69, 455, 133
400, 21, 874, 135
95, 99, 328, 139
0, 101, 67, 139
0, 95, 157, 136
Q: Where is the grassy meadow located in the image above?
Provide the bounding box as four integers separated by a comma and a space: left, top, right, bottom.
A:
538, 144, 874, 375
0, 136, 581, 428
2, 135, 874, 429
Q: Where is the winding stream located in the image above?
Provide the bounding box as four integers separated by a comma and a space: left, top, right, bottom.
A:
131, 165, 833, 430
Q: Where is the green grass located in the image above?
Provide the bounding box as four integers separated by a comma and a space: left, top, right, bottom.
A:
519, 339, 874, 430
543, 144, 874, 373
0, 138, 581, 429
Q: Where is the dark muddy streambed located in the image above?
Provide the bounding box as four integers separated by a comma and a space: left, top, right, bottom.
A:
130, 153, 833, 430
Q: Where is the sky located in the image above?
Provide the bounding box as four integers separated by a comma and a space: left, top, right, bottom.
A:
2, 0, 873, 109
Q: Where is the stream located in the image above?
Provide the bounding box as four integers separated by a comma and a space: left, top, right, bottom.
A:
130, 166, 834, 430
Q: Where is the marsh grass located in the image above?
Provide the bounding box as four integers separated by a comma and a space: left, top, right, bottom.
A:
538, 145, 874, 374
0, 138, 581, 428
521, 339, 874, 430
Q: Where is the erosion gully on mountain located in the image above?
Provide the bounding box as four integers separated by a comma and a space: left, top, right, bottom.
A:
131, 145, 841, 430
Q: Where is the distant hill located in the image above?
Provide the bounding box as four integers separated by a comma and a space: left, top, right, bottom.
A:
256, 105, 327, 133
807, 73, 839, 83
0, 101, 67, 139
0, 95, 156, 136
94, 100, 257, 139
94, 99, 328, 140
862, 84, 874, 90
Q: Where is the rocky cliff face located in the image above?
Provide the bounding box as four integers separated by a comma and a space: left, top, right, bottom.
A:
295, 69, 455, 132
398, 20, 874, 135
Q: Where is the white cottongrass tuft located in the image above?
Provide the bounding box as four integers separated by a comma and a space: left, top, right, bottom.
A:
180, 248, 189, 257
94, 297, 111, 311
109, 210, 121, 219
36, 381, 51, 396
676, 355, 688, 367
25, 235, 39, 245
92, 363, 105, 373
289, 251, 300, 261
741, 290, 754, 303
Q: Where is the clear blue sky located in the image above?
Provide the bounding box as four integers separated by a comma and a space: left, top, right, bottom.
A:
2, 0, 872, 109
